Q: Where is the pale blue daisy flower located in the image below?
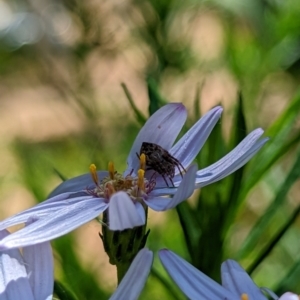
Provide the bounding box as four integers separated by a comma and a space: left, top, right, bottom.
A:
159, 249, 299, 300
0, 226, 53, 300
0, 224, 151, 300
0, 103, 268, 250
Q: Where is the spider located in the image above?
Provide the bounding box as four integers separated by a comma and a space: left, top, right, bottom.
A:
137, 142, 186, 187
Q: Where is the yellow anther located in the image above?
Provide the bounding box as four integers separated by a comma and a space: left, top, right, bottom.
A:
240, 294, 249, 300
138, 169, 145, 191
89, 164, 99, 185
140, 153, 146, 170
108, 161, 115, 180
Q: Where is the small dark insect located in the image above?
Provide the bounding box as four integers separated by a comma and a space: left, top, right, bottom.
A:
137, 142, 186, 187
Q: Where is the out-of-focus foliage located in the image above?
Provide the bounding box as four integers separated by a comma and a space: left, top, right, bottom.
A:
0, 0, 300, 299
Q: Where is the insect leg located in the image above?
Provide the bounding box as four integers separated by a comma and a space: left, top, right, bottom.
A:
168, 175, 175, 187
167, 156, 187, 178
176, 161, 187, 178
161, 174, 170, 187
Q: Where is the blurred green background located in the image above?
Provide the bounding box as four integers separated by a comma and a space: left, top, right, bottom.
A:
0, 0, 299, 299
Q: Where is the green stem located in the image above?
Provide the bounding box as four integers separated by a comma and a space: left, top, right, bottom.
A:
116, 261, 132, 284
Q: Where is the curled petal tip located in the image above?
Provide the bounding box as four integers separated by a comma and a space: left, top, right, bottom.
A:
213, 106, 223, 113
171, 102, 185, 109
210, 106, 223, 118
253, 128, 264, 135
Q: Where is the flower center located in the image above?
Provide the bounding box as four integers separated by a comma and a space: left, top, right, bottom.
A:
240, 294, 248, 300
88, 156, 155, 202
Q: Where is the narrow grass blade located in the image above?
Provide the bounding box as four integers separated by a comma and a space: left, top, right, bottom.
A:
247, 205, 300, 274
151, 268, 184, 300
147, 77, 167, 115
54, 281, 78, 300
240, 91, 300, 198
275, 257, 300, 296
238, 150, 300, 259
222, 93, 247, 237
121, 83, 147, 125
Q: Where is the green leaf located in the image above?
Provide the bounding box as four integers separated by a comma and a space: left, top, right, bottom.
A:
176, 201, 202, 262
193, 82, 203, 122
247, 205, 300, 274
195, 189, 224, 281
237, 149, 300, 259
54, 281, 78, 300
121, 83, 147, 125
240, 91, 300, 198
53, 235, 110, 299
177, 101, 230, 275
189, 116, 225, 278
222, 93, 247, 237
196, 113, 226, 170
13, 140, 50, 201
151, 268, 184, 300
147, 77, 167, 115
229, 93, 247, 148
275, 257, 300, 295
53, 168, 68, 182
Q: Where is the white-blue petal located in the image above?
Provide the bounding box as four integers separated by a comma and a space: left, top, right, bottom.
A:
23, 241, 53, 300
109, 248, 153, 300
159, 249, 237, 300
125, 103, 187, 176
0, 198, 108, 250
145, 164, 197, 211
0, 194, 94, 231
221, 259, 266, 299
170, 106, 223, 169
0, 230, 34, 300
108, 192, 145, 230
148, 187, 177, 197
278, 292, 300, 300
196, 129, 268, 187
48, 171, 108, 198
